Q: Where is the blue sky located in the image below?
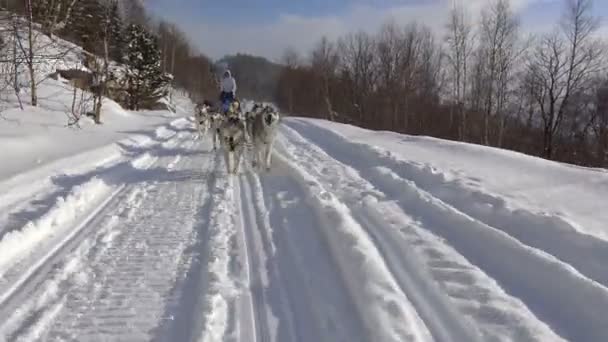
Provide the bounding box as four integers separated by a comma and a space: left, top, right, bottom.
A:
145, 0, 608, 61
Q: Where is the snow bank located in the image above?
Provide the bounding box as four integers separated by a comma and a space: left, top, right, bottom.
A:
287, 118, 608, 241
0, 178, 112, 279
283, 117, 608, 341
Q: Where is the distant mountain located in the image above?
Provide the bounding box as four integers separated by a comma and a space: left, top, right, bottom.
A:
216, 54, 283, 102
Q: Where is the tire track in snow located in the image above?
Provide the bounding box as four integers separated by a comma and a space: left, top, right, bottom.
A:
196, 168, 242, 342
0, 182, 150, 341
282, 121, 608, 342
0, 138, 171, 318
0, 128, 209, 341
0, 119, 184, 240
238, 168, 360, 342
0, 122, 191, 286
287, 119, 608, 291
366, 167, 608, 342
256, 161, 373, 342
277, 124, 567, 341
268, 155, 432, 341
235, 175, 280, 342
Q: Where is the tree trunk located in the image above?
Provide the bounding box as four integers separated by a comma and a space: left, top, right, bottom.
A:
169, 40, 176, 103
12, 15, 23, 110
25, 0, 37, 106
95, 36, 110, 124
483, 109, 490, 145
323, 76, 334, 121
460, 104, 466, 141
71, 86, 78, 119
498, 116, 506, 148
544, 127, 554, 159
598, 127, 607, 167
288, 87, 293, 114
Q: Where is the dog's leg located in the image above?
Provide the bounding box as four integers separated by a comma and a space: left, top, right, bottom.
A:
230, 151, 235, 174
250, 140, 256, 168
194, 118, 200, 139
255, 146, 263, 171
263, 143, 271, 171
224, 149, 231, 174
234, 146, 242, 174
197, 121, 203, 138
265, 142, 274, 171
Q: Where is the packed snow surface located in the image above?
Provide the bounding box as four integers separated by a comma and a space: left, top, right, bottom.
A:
1, 107, 607, 341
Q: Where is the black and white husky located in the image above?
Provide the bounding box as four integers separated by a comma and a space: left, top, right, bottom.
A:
250, 105, 281, 171
219, 113, 247, 174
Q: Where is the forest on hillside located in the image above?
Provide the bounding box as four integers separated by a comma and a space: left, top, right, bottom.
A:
0, 0, 217, 119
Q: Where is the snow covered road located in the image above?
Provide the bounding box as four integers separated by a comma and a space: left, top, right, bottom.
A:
1, 116, 607, 341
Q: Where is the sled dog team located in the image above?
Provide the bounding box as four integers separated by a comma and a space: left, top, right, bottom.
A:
194, 100, 281, 175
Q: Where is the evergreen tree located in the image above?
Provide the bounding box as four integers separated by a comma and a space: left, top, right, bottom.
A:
124, 24, 169, 110
107, 0, 125, 62
62, 0, 105, 52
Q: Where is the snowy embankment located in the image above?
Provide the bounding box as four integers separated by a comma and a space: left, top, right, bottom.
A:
1, 107, 608, 341
281, 118, 608, 341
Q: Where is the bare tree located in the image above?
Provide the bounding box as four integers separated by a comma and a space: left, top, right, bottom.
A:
445, 4, 474, 140
311, 36, 339, 121
413, 26, 444, 134
376, 21, 404, 130
279, 47, 300, 114
92, 4, 112, 124
271, 1, 607, 167
477, 0, 520, 146
527, 0, 603, 158
7, 9, 24, 109
397, 24, 424, 132
337, 31, 376, 126
590, 78, 608, 165
9, 0, 79, 107
32, 0, 79, 35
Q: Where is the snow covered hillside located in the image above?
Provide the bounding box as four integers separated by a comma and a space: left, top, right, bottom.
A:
1, 111, 608, 341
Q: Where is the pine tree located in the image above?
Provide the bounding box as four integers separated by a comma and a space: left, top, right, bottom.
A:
62, 0, 105, 53
124, 24, 169, 110
107, 0, 125, 62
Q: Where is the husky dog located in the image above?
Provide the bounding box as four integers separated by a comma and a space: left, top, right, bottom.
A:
250, 105, 281, 171
209, 112, 224, 150
219, 114, 247, 174
244, 103, 264, 143
194, 102, 211, 138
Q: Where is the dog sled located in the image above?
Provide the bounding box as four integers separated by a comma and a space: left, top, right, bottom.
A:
194, 98, 281, 175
